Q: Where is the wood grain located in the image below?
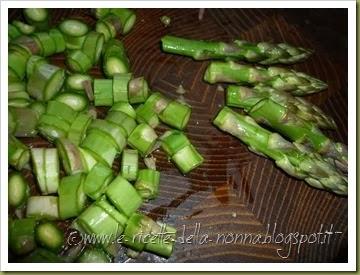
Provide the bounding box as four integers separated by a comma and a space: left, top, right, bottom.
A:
8, 8, 348, 263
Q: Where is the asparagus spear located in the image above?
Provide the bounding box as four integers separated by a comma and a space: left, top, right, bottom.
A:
247, 98, 347, 172
204, 61, 327, 96
213, 107, 347, 195
161, 35, 313, 64
226, 85, 337, 130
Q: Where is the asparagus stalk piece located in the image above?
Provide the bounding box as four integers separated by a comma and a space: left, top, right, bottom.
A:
26, 196, 60, 220
10, 107, 39, 137
23, 8, 49, 31
160, 130, 204, 174
248, 99, 347, 171
12, 20, 36, 35
9, 218, 37, 255
9, 23, 22, 40
83, 163, 114, 200
58, 173, 87, 219
161, 35, 313, 64
27, 63, 65, 101
128, 123, 158, 157
9, 135, 30, 170
35, 222, 64, 252
213, 107, 347, 195
121, 149, 139, 181
226, 85, 337, 130
204, 61, 328, 96
106, 175, 143, 217
8, 172, 30, 208
102, 39, 130, 78
134, 169, 160, 200
54, 92, 89, 112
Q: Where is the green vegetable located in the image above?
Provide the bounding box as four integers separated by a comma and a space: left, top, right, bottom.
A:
8, 135, 30, 170
226, 85, 337, 129
24, 8, 49, 31
67, 113, 93, 145
83, 163, 114, 200
9, 218, 37, 255
204, 61, 328, 96
66, 73, 93, 93
46, 100, 77, 124
48, 28, 66, 53
94, 79, 113, 106
27, 63, 65, 101
35, 222, 64, 252
82, 31, 104, 64
112, 73, 131, 103
8, 49, 30, 80
29, 101, 46, 117
77, 204, 122, 245
37, 114, 70, 141
56, 138, 85, 175
58, 173, 87, 219
79, 148, 98, 172
110, 9, 137, 34
26, 55, 47, 78
121, 149, 139, 181
248, 98, 347, 169
91, 8, 111, 19
102, 39, 130, 78
67, 50, 93, 73
110, 102, 136, 119
105, 175, 142, 217
54, 92, 89, 112
81, 129, 118, 167
59, 19, 89, 37
160, 130, 203, 174
159, 100, 191, 130
96, 14, 122, 41
10, 35, 41, 56
30, 148, 59, 194
213, 106, 347, 195
128, 123, 158, 157
128, 77, 149, 104
12, 20, 36, 35
32, 32, 57, 56
26, 196, 59, 220
9, 107, 39, 137
9, 23, 22, 40
135, 103, 159, 128
134, 169, 160, 200
88, 119, 127, 151
161, 35, 313, 64
95, 196, 128, 227
123, 213, 176, 258
8, 172, 30, 208
106, 110, 137, 137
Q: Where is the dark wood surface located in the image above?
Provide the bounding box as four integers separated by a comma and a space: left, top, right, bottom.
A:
9, 8, 348, 263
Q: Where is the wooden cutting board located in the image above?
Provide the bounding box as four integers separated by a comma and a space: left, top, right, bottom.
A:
9, 8, 348, 263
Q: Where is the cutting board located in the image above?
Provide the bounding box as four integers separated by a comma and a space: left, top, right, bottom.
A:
9, 8, 348, 263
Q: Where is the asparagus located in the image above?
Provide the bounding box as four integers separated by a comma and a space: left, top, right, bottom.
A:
35, 222, 64, 252
213, 107, 347, 195
23, 8, 49, 31
248, 99, 347, 171
204, 61, 328, 96
161, 35, 313, 64
226, 85, 337, 130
